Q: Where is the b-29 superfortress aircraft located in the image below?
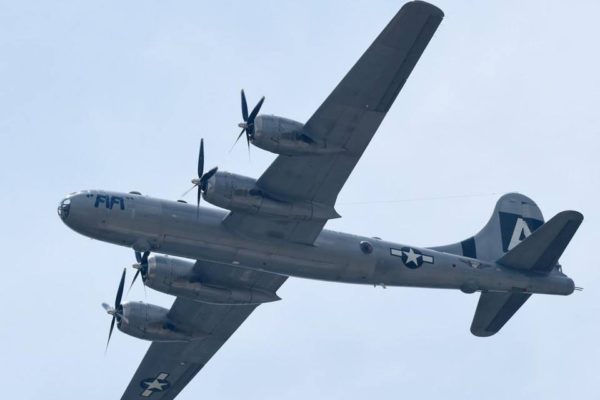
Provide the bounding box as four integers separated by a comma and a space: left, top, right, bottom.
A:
58, 2, 583, 399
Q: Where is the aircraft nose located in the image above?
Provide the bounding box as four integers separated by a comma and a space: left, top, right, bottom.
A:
57, 196, 72, 221
58, 191, 100, 234
57, 191, 88, 225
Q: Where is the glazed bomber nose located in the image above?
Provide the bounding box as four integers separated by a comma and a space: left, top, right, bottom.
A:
57, 197, 71, 220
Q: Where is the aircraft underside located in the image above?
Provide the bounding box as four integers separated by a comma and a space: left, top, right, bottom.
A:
56, 2, 583, 398
60, 190, 576, 297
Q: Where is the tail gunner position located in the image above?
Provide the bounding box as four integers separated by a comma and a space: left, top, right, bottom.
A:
58, 2, 582, 400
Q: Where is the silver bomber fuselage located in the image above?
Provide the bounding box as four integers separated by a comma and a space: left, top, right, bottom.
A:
59, 190, 574, 296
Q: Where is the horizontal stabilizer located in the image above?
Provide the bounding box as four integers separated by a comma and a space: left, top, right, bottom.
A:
471, 292, 531, 337
497, 210, 583, 272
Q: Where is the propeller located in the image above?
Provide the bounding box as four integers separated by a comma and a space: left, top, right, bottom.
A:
233, 89, 265, 151
181, 139, 218, 211
102, 268, 128, 351
130, 250, 150, 290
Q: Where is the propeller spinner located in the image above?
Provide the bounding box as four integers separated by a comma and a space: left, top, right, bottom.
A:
102, 268, 128, 351
181, 139, 218, 210
234, 89, 265, 151
130, 250, 150, 289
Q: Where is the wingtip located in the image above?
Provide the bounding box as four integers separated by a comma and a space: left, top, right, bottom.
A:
470, 327, 497, 337
470, 320, 499, 337
404, 1, 445, 18
555, 210, 584, 223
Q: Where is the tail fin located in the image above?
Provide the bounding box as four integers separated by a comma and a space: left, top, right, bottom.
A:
431, 193, 545, 261
497, 210, 583, 272
471, 210, 583, 337
433, 193, 583, 337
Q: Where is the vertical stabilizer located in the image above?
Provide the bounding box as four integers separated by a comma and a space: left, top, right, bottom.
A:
431, 193, 545, 262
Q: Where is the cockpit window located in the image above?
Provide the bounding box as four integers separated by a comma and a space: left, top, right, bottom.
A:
57, 198, 71, 219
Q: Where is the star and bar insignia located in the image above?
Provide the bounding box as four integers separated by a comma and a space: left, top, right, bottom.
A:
140, 373, 171, 397
390, 247, 434, 269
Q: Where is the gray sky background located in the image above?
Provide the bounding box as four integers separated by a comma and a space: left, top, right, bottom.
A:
1, 1, 599, 399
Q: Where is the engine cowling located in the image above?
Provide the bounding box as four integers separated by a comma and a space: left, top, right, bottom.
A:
117, 301, 205, 342
252, 115, 343, 155
145, 256, 281, 305
203, 171, 340, 220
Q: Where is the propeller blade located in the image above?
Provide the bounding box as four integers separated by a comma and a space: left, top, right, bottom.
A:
198, 139, 205, 178
105, 268, 128, 352
232, 91, 265, 151
106, 315, 116, 352
241, 89, 248, 121
129, 250, 150, 292
229, 128, 246, 153
181, 184, 197, 198
235, 128, 246, 145
129, 269, 140, 290
200, 167, 218, 188
246, 133, 251, 157
115, 268, 126, 309
117, 313, 129, 324
248, 96, 265, 122
197, 186, 201, 209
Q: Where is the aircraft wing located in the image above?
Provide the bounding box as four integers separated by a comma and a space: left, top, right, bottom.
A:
120, 263, 286, 400
224, 1, 444, 244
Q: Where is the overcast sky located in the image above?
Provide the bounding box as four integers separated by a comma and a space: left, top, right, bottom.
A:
1, 1, 599, 399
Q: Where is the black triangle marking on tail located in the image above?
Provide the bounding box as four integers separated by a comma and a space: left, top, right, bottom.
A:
498, 210, 583, 272
460, 237, 477, 258
499, 212, 544, 252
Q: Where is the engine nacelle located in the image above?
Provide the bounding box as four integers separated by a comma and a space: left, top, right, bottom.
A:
252, 115, 343, 155
117, 301, 205, 342
145, 256, 281, 305
203, 171, 340, 220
